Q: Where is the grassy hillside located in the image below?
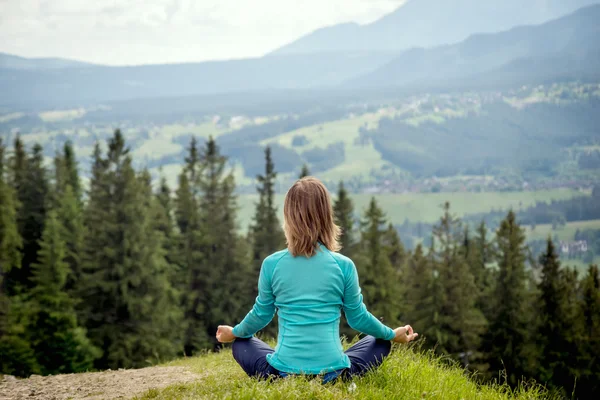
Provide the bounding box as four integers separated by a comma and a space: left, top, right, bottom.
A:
136, 344, 552, 400
236, 189, 584, 231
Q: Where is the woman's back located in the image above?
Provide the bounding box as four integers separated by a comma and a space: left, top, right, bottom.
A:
268, 247, 347, 373
232, 245, 396, 374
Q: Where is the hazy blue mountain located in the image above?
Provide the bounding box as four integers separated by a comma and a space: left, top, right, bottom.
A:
2, 2, 599, 109
0, 51, 396, 108
0, 52, 94, 69
348, 4, 600, 89
273, 0, 599, 55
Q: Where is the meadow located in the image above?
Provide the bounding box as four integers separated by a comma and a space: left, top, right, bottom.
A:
135, 343, 553, 400
236, 189, 585, 231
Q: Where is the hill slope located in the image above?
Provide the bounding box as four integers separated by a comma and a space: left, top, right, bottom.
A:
348, 4, 600, 89
0, 346, 551, 399
273, 0, 599, 55
132, 345, 552, 399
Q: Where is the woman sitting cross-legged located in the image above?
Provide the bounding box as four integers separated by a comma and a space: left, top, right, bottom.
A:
216, 177, 418, 383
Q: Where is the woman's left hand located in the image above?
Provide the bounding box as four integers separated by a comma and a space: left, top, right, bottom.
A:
216, 325, 236, 343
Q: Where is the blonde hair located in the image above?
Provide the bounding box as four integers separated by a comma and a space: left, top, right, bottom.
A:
283, 177, 341, 257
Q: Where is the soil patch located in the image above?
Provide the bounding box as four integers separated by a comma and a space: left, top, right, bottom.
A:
0, 366, 201, 400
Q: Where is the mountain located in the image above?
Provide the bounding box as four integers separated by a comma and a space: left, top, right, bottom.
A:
0, 51, 396, 108
347, 4, 600, 89
2, 2, 599, 109
0, 52, 93, 70
273, 0, 599, 55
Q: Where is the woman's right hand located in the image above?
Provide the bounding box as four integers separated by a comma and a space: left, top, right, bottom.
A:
392, 325, 418, 344
216, 325, 236, 343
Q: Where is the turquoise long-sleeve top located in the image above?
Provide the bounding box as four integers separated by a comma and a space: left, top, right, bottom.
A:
232, 245, 396, 374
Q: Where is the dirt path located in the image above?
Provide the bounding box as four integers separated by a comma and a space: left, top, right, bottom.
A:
0, 366, 202, 400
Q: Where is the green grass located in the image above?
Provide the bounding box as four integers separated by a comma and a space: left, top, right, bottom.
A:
236, 189, 585, 231
405, 113, 446, 126
132, 137, 184, 161
261, 112, 406, 182
525, 219, 600, 241
160, 121, 228, 140
38, 108, 87, 122
135, 345, 551, 400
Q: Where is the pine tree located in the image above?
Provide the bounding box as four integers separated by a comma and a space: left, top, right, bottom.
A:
184, 136, 202, 195
196, 137, 247, 347
0, 138, 22, 307
0, 139, 37, 376
137, 169, 184, 361
7, 139, 49, 294
175, 138, 209, 354
155, 174, 179, 283
433, 203, 486, 364
486, 211, 533, 385
355, 197, 399, 326
79, 142, 110, 323
383, 223, 406, 321
299, 164, 310, 179
333, 181, 354, 257
404, 244, 443, 348
56, 184, 84, 294
27, 210, 99, 374
383, 223, 406, 272
537, 238, 581, 394
472, 221, 495, 315
52, 143, 84, 294
251, 146, 284, 288
560, 267, 586, 396
81, 130, 182, 369
156, 175, 175, 241
54, 141, 82, 203
578, 265, 600, 397
9, 135, 28, 204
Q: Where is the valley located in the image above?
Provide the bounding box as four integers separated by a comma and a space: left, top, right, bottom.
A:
4, 82, 599, 191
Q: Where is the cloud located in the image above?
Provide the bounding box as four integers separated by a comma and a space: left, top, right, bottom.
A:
0, 0, 407, 65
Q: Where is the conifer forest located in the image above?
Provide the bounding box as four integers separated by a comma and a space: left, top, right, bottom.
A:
0, 131, 598, 399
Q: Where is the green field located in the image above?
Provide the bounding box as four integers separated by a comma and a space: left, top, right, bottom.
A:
236, 189, 585, 231
261, 111, 406, 182
525, 219, 600, 241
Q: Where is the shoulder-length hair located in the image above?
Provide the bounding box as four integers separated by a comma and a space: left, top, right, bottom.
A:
283, 177, 341, 257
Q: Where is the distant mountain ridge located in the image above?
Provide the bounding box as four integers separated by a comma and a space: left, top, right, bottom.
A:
0, 52, 94, 70
0, 51, 397, 108
347, 4, 600, 89
272, 0, 599, 55
1, 2, 599, 109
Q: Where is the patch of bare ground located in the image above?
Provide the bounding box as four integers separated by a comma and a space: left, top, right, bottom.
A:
0, 366, 202, 400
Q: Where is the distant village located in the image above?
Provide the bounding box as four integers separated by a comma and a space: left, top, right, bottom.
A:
361, 175, 597, 195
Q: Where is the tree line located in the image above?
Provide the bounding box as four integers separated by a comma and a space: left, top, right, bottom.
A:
0, 131, 599, 399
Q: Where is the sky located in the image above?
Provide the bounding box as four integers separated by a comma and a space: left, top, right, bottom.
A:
0, 0, 407, 66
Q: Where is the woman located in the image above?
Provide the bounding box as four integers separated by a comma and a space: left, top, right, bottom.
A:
216, 177, 418, 382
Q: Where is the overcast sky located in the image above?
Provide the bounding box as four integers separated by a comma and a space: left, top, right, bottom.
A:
0, 0, 407, 66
